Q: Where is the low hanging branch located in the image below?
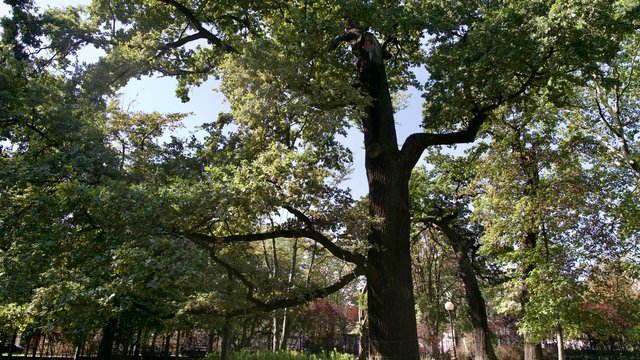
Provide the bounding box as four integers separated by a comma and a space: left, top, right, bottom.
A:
210, 249, 363, 315
186, 204, 370, 270
186, 267, 363, 318
183, 230, 365, 317
187, 227, 367, 268
180, 203, 374, 317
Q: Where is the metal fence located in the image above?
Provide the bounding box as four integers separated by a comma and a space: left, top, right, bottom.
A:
565, 349, 640, 360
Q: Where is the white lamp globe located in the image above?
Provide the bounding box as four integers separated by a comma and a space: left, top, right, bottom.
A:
444, 301, 455, 311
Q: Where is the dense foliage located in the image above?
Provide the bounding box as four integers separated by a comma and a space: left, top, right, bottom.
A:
1, 1, 639, 359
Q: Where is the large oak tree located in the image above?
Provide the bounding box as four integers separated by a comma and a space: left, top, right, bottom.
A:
2, 1, 638, 359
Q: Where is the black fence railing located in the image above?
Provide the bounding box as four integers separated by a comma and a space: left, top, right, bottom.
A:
565, 349, 640, 360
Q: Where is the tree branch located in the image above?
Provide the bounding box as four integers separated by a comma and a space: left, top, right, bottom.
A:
185, 228, 368, 269
209, 251, 268, 308
401, 110, 491, 171
155, 32, 208, 58
283, 206, 313, 227
187, 269, 363, 318
226, 269, 362, 316
401, 50, 554, 171
157, 0, 239, 54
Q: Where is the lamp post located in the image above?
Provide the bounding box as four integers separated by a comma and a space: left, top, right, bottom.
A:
444, 301, 457, 360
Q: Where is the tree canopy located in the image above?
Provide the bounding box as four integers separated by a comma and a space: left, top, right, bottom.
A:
1, 1, 639, 359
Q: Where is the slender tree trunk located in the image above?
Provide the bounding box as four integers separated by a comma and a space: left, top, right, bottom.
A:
430, 217, 497, 360
47, 335, 53, 358
524, 340, 544, 360
163, 334, 171, 360
557, 325, 564, 360
272, 313, 279, 352
176, 330, 181, 357
97, 318, 118, 360
358, 288, 368, 360
7, 332, 18, 358
151, 333, 158, 355
31, 334, 39, 358
522, 231, 543, 360
207, 332, 215, 354
74, 338, 85, 360
39, 335, 46, 358
23, 335, 31, 357
279, 238, 298, 351
278, 309, 290, 350
133, 328, 143, 358
221, 318, 231, 360
458, 256, 497, 360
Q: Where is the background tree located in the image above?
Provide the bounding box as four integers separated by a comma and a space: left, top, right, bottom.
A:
410, 154, 499, 360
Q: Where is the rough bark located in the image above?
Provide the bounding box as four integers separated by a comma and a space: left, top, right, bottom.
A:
97, 318, 118, 360
351, 28, 419, 360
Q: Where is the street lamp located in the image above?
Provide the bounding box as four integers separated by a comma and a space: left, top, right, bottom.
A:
444, 301, 457, 360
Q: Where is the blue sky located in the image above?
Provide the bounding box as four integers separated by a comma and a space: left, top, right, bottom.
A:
2, 0, 429, 198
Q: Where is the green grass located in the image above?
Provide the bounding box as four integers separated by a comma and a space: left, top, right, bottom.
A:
206, 350, 356, 360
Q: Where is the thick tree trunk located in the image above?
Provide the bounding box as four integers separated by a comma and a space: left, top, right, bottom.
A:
457, 255, 498, 360
353, 29, 419, 360
366, 165, 419, 360
97, 318, 118, 360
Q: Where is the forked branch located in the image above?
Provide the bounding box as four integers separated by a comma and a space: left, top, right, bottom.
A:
157, 0, 239, 54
